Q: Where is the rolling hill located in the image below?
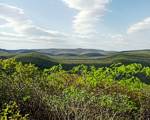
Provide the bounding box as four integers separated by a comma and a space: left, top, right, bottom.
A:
0, 49, 150, 68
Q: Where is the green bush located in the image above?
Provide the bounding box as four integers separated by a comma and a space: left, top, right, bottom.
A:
0, 101, 28, 120
0, 59, 150, 120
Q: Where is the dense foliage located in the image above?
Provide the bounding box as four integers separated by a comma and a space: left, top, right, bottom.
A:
0, 59, 150, 120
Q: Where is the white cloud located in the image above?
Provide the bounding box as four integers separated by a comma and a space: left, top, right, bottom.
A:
127, 17, 150, 34
0, 3, 149, 50
0, 3, 68, 38
111, 34, 126, 45
0, 17, 8, 27
63, 0, 110, 34
125, 17, 150, 50
0, 3, 30, 29
0, 2, 134, 50
0, 3, 70, 48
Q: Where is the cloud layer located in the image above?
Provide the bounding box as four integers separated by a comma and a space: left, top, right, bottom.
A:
0, 3, 72, 49
63, 0, 110, 34
127, 17, 150, 34
0, 2, 150, 50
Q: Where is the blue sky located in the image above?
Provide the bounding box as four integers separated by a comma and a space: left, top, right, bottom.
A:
0, 0, 150, 50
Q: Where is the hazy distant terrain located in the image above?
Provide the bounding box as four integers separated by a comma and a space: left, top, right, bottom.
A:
0, 48, 150, 68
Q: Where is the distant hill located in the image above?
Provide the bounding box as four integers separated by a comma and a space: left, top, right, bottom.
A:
14, 52, 57, 68
0, 48, 150, 68
0, 48, 113, 56
37, 48, 107, 55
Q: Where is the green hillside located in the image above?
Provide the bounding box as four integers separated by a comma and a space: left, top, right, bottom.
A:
14, 52, 58, 68
0, 49, 150, 68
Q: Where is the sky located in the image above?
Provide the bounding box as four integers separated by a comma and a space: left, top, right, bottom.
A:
0, 0, 150, 51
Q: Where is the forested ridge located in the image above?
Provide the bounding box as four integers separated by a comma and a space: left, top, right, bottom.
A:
0, 59, 150, 120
